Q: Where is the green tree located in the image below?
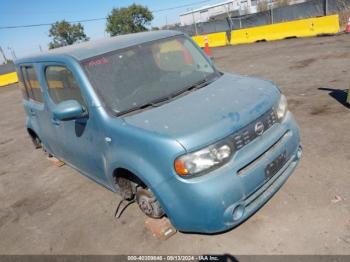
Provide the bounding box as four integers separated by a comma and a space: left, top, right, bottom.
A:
48, 20, 89, 49
106, 4, 153, 36
1, 59, 13, 65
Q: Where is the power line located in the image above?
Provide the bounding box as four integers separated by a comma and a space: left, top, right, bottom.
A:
0, 0, 216, 30
152, 0, 214, 12
0, 18, 105, 29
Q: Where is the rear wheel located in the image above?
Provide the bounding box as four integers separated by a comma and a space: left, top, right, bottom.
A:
27, 130, 42, 149
32, 136, 42, 149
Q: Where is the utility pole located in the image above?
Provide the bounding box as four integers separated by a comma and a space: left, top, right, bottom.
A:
270, 2, 274, 24
324, 0, 328, 16
225, 3, 233, 31
191, 9, 198, 35
7, 46, 16, 60
0, 46, 7, 64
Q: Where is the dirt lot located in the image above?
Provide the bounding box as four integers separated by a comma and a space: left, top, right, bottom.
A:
0, 34, 350, 255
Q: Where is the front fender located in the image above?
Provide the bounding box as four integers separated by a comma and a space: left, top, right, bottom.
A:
106, 150, 176, 217
107, 152, 168, 191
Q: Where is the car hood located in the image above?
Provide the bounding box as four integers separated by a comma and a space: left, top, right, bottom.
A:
123, 73, 281, 151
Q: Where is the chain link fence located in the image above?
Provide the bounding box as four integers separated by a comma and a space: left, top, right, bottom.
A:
170, 0, 350, 36
0, 62, 15, 75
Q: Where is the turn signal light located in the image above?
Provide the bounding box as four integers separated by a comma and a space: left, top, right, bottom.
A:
174, 160, 189, 176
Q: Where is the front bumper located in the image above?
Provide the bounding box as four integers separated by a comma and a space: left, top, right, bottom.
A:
155, 112, 302, 233
223, 144, 302, 229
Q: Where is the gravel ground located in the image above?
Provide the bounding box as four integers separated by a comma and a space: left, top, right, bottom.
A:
0, 34, 349, 255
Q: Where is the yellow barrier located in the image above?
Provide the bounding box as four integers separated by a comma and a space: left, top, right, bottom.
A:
0, 72, 18, 87
192, 32, 228, 48
312, 15, 340, 35
230, 15, 339, 45
192, 35, 205, 47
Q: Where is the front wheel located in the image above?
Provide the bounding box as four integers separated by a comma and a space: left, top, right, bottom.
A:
116, 175, 165, 219
136, 188, 164, 218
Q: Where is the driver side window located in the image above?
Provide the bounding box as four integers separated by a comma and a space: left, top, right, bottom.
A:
45, 65, 86, 107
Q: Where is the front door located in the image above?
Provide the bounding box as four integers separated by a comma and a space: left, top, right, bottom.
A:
43, 64, 107, 184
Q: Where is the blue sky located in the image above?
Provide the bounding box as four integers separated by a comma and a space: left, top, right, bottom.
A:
0, 0, 224, 63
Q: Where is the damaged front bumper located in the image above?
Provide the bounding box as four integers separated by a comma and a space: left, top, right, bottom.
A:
154, 112, 302, 233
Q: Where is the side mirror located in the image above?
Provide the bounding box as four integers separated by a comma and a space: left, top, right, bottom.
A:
53, 100, 86, 121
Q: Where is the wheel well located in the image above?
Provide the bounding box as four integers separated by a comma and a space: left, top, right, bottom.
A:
113, 168, 146, 188
27, 128, 42, 149
27, 128, 38, 140
113, 168, 165, 218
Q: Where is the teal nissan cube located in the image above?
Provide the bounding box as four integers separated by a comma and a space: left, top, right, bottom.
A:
16, 30, 302, 233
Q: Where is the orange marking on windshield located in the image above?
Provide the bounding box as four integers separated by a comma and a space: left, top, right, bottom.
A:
87, 57, 109, 67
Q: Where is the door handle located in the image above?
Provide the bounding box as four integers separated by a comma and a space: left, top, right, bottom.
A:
51, 119, 60, 126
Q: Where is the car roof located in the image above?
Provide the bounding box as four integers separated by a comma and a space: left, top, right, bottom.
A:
16, 30, 184, 64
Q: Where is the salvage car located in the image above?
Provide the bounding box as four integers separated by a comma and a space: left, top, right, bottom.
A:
15, 30, 302, 233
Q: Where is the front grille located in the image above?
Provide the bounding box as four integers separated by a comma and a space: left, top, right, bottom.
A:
237, 131, 288, 176
231, 108, 277, 150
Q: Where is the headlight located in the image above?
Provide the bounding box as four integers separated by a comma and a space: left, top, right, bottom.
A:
174, 140, 234, 177
276, 94, 288, 121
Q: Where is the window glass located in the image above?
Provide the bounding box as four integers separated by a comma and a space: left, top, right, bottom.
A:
18, 68, 29, 99
82, 36, 218, 114
155, 38, 195, 72
45, 66, 86, 107
21, 66, 43, 103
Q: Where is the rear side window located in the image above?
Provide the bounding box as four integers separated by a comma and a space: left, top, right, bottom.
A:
45, 66, 86, 107
17, 71, 29, 100
21, 66, 43, 103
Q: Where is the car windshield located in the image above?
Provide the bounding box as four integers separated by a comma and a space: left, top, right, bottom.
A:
82, 35, 220, 115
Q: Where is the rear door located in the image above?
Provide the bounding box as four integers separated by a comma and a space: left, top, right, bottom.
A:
20, 65, 45, 142
20, 64, 59, 155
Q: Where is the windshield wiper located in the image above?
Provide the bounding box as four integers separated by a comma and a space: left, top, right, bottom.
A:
115, 96, 172, 116
169, 74, 218, 98
174, 78, 209, 96
116, 75, 218, 117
